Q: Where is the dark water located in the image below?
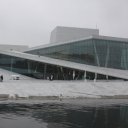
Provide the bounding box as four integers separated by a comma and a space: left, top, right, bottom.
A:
0, 99, 128, 128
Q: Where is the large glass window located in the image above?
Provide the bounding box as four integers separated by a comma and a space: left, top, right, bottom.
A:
26, 39, 128, 70
27, 39, 97, 65
0, 53, 85, 80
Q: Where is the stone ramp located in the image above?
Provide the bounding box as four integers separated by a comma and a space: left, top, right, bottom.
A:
0, 68, 35, 81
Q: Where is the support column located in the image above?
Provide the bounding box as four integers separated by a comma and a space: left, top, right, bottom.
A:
60, 67, 65, 80
34, 62, 38, 73
106, 75, 108, 80
105, 44, 110, 67
93, 41, 100, 66
94, 73, 97, 82
27, 61, 30, 74
84, 71, 86, 80
73, 70, 75, 80
10, 57, 13, 71
43, 64, 47, 79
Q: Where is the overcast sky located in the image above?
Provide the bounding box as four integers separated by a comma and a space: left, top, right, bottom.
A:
0, 0, 128, 47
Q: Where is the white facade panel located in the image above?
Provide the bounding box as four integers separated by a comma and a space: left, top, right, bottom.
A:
50, 26, 99, 43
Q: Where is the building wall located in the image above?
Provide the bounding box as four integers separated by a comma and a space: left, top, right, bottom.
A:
0, 45, 29, 52
50, 26, 99, 43
28, 39, 128, 70
0, 53, 84, 80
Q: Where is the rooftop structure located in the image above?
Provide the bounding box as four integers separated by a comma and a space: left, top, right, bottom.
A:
50, 26, 99, 43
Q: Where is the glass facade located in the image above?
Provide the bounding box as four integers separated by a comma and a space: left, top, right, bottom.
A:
0, 54, 84, 80
0, 37, 128, 80
27, 39, 128, 70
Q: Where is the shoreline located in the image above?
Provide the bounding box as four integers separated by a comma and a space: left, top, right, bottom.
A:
1, 94, 128, 101
0, 79, 128, 100
0, 98, 128, 109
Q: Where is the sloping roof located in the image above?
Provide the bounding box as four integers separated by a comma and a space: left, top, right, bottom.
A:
0, 50, 128, 80
26, 35, 128, 52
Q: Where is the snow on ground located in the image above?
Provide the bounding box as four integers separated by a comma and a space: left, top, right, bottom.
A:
0, 79, 128, 99
0, 68, 128, 99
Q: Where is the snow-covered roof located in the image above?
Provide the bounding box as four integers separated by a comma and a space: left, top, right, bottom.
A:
0, 50, 128, 80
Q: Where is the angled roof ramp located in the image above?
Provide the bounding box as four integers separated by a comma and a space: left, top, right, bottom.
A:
0, 50, 128, 80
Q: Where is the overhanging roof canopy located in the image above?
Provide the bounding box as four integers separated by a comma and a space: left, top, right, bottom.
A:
0, 50, 128, 80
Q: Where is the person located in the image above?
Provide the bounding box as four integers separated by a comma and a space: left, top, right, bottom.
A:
1, 75, 3, 82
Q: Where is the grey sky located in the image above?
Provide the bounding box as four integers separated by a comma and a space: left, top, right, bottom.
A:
0, 0, 128, 47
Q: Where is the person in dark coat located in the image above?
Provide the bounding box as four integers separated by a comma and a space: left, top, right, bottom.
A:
1, 75, 3, 82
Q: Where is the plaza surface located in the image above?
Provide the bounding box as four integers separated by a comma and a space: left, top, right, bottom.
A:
0, 79, 128, 99
0, 68, 128, 99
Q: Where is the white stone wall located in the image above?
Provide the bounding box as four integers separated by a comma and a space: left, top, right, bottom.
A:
50, 26, 99, 43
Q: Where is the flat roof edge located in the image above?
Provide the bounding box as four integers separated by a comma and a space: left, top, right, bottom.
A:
26, 35, 128, 52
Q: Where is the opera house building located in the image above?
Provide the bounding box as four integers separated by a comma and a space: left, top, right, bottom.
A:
0, 26, 128, 80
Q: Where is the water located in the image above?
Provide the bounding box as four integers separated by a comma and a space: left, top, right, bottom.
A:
0, 99, 128, 128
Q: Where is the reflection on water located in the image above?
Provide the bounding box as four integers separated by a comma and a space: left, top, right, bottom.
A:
0, 100, 128, 128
